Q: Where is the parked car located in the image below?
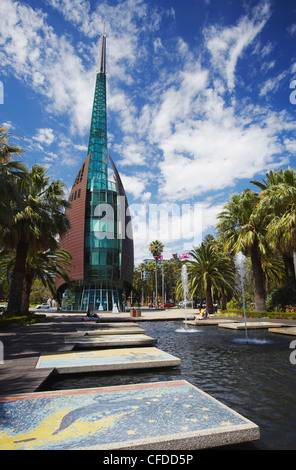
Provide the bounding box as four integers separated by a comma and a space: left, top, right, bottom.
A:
164, 302, 174, 308
36, 303, 50, 309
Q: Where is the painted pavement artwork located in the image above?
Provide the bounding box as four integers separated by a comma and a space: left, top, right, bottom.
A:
35, 347, 180, 372
268, 326, 296, 336
0, 380, 258, 450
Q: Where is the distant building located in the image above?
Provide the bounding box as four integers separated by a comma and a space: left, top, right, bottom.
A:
57, 30, 134, 311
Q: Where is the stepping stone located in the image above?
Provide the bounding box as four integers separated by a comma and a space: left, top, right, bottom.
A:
218, 321, 282, 329
77, 322, 139, 331
64, 334, 157, 348
94, 322, 139, 328
269, 326, 296, 336
0, 380, 259, 450
186, 320, 236, 325
35, 347, 180, 374
77, 327, 146, 336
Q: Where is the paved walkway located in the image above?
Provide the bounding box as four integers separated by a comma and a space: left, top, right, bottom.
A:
0, 309, 293, 396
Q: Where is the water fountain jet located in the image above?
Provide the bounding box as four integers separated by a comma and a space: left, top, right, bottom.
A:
176, 263, 198, 333
235, 252, 249, 343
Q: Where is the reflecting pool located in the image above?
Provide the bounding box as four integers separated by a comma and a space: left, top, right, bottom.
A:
42, 321, 296, 450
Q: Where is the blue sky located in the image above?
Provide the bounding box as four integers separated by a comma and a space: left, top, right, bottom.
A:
1, 0, 296, 264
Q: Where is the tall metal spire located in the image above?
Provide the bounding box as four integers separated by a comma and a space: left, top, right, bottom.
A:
97, 25, 106, 74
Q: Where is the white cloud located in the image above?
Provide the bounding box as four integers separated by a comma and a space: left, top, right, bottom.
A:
33, 128, 55, 145
43, 152, 58, 162
0, 0, 94, 135
120, 173, 147, 200
259, 71, 288, 96
205, 2, 271, 91
149, 67, 208, 143
284, 138, 296, 154
74, 144, 88, 151
157, 118, 284, 201
112, 138, 148, 167
287, 24, 296, 36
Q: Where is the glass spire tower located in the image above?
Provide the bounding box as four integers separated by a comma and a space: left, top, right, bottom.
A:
57, 30, 134, 312
87, 31, 108, 189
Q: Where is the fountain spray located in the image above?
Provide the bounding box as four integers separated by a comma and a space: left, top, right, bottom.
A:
181, 264, 188, 327
236, 252, 249, 343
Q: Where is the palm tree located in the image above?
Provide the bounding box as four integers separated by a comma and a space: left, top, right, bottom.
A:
251, 168, 296, 288
0, 248, 72, 313
22, 248, 72, 312
206, 235, 236, 310
148, 240, 164, 308
179, 238, 235, 314
1, 164, 70, 316
261, 254, 286, 297
0, 127, 26, 226
216, 189, 268, 311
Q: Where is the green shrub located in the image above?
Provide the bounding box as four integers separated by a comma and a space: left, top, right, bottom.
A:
220, 308, 296, 320
0, 313, 49, 330
267, 286, 296, 311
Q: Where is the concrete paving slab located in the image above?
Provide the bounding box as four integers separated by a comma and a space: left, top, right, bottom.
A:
93, 322, 139, 328
64, 334, 157, 348
78, 327, 146, 335
77, 322, 139, 331
186, 319, 237, 326
35, 347, 181, 374
268, 326, 296, 336
218, 321, 283, 329
0, 380, 259, 450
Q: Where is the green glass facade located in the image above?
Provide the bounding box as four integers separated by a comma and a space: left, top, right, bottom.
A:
87, 71, 108, 189
84, 187, 121, 283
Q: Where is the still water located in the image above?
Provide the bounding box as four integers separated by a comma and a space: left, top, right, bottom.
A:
42, 321, 296, 450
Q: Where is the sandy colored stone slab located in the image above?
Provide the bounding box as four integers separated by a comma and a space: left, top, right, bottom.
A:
78, 322, 139, 331
0, 380, 259, 450
84, 327, 146, 335
269, 326, 296, 336
64, 334, 157, 348
218, 321, 283, 329
186, 320, 237, 326
35, 347, 180, 373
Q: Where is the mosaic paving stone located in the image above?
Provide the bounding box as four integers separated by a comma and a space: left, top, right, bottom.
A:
268, 326, 296, 336
186, 320, 237, 325
64, 334, 157, 348
0, 380, 259, 450
218, 321, 283, 329
93, 322, 139, 328
35, 347, 180, 373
